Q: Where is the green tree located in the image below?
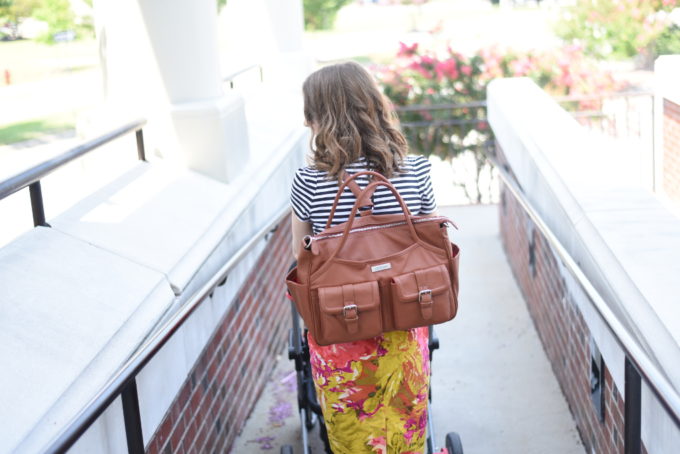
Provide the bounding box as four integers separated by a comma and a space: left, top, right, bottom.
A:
554, 0, 677, 60
655, 25, 680, 56
32, 0, 75, 43
303, 0, 352, 31
0, 0, 39, 39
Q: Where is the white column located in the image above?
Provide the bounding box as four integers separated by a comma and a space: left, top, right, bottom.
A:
220, 0, 310, 93
263, 0, 310, 91
93, 0, 249, 183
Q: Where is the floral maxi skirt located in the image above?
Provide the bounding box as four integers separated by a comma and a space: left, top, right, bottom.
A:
308, 327, 431, 454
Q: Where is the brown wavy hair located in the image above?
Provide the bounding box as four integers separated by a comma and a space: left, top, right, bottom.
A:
302, 61, 408, 180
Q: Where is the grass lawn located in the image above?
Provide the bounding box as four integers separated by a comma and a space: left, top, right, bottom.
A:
0, 113, 75, 145
0, 38, 98, 84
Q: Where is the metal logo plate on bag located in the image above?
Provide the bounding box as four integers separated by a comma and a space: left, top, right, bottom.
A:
371, 263, 392, 272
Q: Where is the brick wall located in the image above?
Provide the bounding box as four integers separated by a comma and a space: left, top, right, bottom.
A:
497, 145, 632, 453
145, 218, 292, 454
663, 99, 680, 205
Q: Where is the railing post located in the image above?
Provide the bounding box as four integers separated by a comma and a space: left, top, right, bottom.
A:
625, 357, 642, 454
29, 181, 49, 227
121, 378, 145, 454
136, 129, 146, 162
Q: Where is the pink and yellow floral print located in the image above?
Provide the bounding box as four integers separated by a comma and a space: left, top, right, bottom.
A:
308, 327, 430, 454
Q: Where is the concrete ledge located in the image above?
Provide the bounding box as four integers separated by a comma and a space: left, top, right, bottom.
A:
0, 88, 308, 452
488, 77, 680, 453
50, 161, 233, 295
656, 56, 680, 108
51, 89, 305, 301
45, 129, 307, 447
0, 227, 174, 453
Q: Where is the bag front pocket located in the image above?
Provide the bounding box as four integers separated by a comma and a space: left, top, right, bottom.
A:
316, 280, 382, 345
286, 267, 312, 329
390, 263, 455, 330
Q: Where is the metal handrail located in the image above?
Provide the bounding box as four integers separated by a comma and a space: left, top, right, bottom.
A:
42, 204, 291, 454
0, 119, 147, 228
223, 63, 261, 81
0, 114, 291, 453
223, 63, 263, 89
400, 118, 487, 128
395, 100, 487, 112
0, 119, 147, 200
553, 90, 653, 103
488, 154, 680, 435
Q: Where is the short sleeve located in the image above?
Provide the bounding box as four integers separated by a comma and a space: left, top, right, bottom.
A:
415, 156, 437, 214
290, 168, 316, 222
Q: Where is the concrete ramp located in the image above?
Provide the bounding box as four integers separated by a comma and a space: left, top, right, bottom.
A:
232, 204, 584, 454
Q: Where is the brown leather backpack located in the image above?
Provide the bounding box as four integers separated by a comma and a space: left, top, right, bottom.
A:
286, 170, 460, 346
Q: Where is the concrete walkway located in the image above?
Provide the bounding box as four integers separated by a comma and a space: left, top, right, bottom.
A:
231, 204, 584, 453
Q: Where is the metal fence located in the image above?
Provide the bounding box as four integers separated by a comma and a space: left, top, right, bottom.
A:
395, 91, 655, 205
554, 91, 654, 140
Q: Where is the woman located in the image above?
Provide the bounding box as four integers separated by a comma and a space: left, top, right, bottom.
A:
290, 61, 439, 454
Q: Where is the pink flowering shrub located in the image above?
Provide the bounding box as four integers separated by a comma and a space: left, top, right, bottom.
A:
376, 42, 622, 152
374, 42, 624, 202
379, 42, 621, 105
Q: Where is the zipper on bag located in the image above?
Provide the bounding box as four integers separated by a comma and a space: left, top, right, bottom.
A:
310, 216, 455, 243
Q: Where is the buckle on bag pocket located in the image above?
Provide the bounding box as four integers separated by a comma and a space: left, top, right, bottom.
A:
342, 304, 358, 319
418, 289, 433, 319
317, 281, 382, 345
418, 289, 432, 302
390, 264, 455, 329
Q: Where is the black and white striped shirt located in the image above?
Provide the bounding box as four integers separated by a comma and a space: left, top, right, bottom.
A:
290, 155, 437, 234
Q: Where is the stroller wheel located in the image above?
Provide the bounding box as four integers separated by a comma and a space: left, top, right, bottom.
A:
281, 445, 294, 454
445, 432, 464, 454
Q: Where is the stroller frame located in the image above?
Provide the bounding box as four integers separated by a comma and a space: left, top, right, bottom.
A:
282, 294, 464, 454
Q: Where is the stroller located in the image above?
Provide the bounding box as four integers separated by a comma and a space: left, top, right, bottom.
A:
282, 264, 464, 454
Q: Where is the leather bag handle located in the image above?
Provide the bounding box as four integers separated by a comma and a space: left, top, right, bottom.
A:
325, 170, 390, 229
321, 179, 420, 267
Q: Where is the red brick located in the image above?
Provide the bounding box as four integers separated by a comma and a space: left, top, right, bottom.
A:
151, 415, 173, 451
145, 438, 160, 454
144, 218, 291, 453
664, 98, 680, 205
169, 421, 184, 454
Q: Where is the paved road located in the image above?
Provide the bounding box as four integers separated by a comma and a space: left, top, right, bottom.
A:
232, 204, 584, 453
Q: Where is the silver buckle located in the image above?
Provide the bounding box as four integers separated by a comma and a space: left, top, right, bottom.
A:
343, 304, 358, 318
418, 289, 432, 302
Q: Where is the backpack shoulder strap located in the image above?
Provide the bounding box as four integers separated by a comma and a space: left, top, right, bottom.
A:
341, 170, 364, 198
325, 171, 386, 230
